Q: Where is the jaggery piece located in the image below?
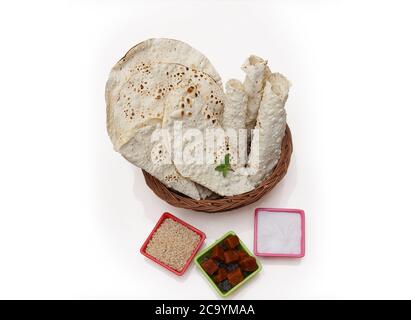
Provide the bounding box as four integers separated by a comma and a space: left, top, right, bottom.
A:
214, 268, 228, 283
239, 256, 258, 272
227, 267, 244, 286
201, 259, 218, 275
211, 245, 225, 261
237, 250, 248, 260
224, 250, 239, 264
224, 235, 240, 249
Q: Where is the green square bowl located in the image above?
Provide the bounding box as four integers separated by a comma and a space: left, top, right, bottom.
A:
194, 231, 262, 298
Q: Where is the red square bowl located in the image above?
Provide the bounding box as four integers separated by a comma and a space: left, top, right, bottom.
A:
140, 212, 206, 276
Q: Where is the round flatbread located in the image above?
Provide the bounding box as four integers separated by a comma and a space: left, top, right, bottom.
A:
106, 38, 222, 150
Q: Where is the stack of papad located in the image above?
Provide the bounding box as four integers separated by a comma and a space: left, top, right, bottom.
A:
106, 39, 290, 199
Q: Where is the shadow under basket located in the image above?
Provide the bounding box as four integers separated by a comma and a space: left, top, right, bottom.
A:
143, 125, 293, 213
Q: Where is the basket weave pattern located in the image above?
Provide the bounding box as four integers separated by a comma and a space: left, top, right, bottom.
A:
143, 125, 293, 213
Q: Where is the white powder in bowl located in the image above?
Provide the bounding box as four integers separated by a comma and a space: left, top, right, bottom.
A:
257, 211, 302, 255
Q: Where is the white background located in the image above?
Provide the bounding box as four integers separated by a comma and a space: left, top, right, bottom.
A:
0, 0, 410, 299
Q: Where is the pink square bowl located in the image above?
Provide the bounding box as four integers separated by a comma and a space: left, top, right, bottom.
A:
254, 208, 305, 258
140, 212, 206, 276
